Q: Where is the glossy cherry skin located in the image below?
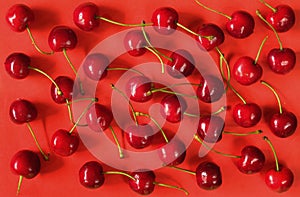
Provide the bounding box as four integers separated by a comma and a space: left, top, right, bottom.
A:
124, 30, 148, 56
50, 129, 79, 157
51, 76, 74, 104
233, 56, 263, 85
73, 2, 99, 31
129, 170, 156, 195
160, 95, 187, 123
232, 103, 262, 127
151, 7, 178, 35
266, 5, 295, 33
197, 115, 224, 143
126, 75, 153, 102
86, 103, 113, 132
158, 139, 186, 166
166, 49, 195, 78
195, 23, 225, 51
6, 4, 34, 32
83, 53, 109, 81
265, 166, 294, 193
267, 48, 296, 74
79, 161, 105, 189
197, 75, 225, 103
9, 99, 37, 124
48, 26, 77, 52
124, 124, 154, 149
10, 150, 41, 179
226, 11, 255, 39
196, 161, 222, 190
269, 111, 297, 138
4, 53, 30, 79
236, 146, 265, 174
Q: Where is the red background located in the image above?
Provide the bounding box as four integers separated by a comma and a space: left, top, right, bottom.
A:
0, 0, 299, 197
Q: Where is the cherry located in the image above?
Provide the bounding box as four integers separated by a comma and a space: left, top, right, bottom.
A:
197, 115, 224, 143
4, 52, 30, 79
151, 7, 178, 35
79, 161, 105, 188
124, 124, 154, 149
236, 146, 265, 174
158, 139, 186, 166
264, 136, 294, 192
6, 4, 34, 32
166, 49, 195, 78
10, 150, 41, 195
160, 94, 187, 123
48, 26, 77, 52
196, 161, 222, 190
124, 30, 148, 57
126, 75, 153, 102
86, 103, 113, 132
196, 75, 225, 103
50, 129, 79, 157
261, 80, 297, 138
129, 170, 156, 195
232, 103, 262, 128
9, 99, 37, 124
73, 2, 99, 31
51, 76, 74, 104
195, 23, 225, 51
83, 53, 109, 81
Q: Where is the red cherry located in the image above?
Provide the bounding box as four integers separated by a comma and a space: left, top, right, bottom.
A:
269, 111, 297, 138
160, 95, 187, 123
236, 146, 265, 174
9, 99, 37, 124
166, 49, 195, 78
124, 124, 154, 149
51, 76, 74, 104
197, 115, 224, 143
232, 103, 262, 127
233, 56, 263, 85
83, 53, 109, 81
197, 75, 225, 103
48, 26, 77, 52
50, 129, 79, 157
4, 53, 30, 79
86, 103, 113, 131
129, 170, 156, 195
10, 150, 41, 179
124, 30, 148, 56
6, 4, 34, 32
265, 166, 294, 193
196, 161, 222, 190
195, 23, 225, 51
158, 139, 186, 166
266, 5, 295, 33
151, 7, 178, 35
226, 11, 255, 39
79, 161, 105, 189
267, 48, 296, 74
126, 75, 153, 102
73, 2, 99, 31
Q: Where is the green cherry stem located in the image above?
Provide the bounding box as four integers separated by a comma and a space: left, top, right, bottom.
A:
194, 134, 241, 158
95, 16, 153, 27
254, 36, 269, 64
26, 123, 49, 161
167, 166, 196, 176
26, 27, 54, 55
194, 0, 232, 20
16, 175, 23, 195
256, 10, 283, 50
184, 106, 227, 118
107, 67, 144, 76
109, 126, 124, 159
260, 80, 282, 114
177, 23, 215, 40
259, 0, 277, 13
153, 182, 189, 195
145, 46, 165, 73
149, 87, 198, 99
263, 136, 280, 171
223, 129, 262, 136
103, 171, 136, 181
64, 97, 99, 105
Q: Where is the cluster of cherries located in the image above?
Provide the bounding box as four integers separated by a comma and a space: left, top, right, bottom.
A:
5, 0, 297, 195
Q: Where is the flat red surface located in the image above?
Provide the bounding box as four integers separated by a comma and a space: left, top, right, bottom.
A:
0, 0, 300, 197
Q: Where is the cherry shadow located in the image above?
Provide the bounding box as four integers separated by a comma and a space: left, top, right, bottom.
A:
30, 7, 59, 30
40, 154, 64, 174
30, 55, 57, 75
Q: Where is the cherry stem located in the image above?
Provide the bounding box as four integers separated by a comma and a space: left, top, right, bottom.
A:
260, 80, 282, 114
95, 16, 153, 27
145, 46, 165, 73
256, 10, 283, 50
64, 97, 98, 105
107, 67, 144, 76
26, 27, 54, 55
194, 134, 241, 158
103, 171, 136, 181
141, 21, 173, 62
223, 129, 262, 136
26, 123, 49, 161
194, 0, 231, 20
153, 182, 189, 195
177, 23, 212, 40
149, 87, 198, 99
167, 166, 196, 176
16, 175, 23, 195
111, 84, 138, 125
135, 111, 169, 143
259, 0, 277, 13
28, 66, 62, 95
184, 106, 227, 118
263, 136, 280, 171
109, 126, 124, 159
254, 36, 269, 64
